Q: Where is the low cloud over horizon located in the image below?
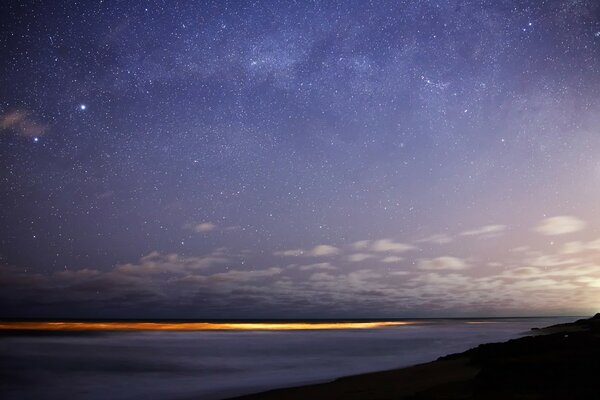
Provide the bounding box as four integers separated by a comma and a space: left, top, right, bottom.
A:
2, 215, 598, 318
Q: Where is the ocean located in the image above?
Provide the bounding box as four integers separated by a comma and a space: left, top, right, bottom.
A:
0, 317, 576, 400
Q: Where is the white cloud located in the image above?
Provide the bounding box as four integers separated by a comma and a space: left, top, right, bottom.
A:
381, 256, 404, 263
308, 272, 336, 282
275, 244, 341, 257
583, 238, 600, 250
194, 222, 217, 232
528, 254, 582, 267
586, 280, 600, 288
351, 240, 371, 250
534, 216, 586, 236
205, 267, 283, 283
8, 218, 600, 315
309, 244, 341, 256
347, 269, 383, 282
561, 241, 585, 254
115, 251, 228, 275
352, 239, 415, 253
298, 262, 337, 271
502, 263, 600, 280
418, 256, 469, 271
177, 267, 283, 284
460, 224, 506, 237
561, 238, 600, 254
509, 278, 577, 291
348, 253, 375, 262
510, 246, 530, 253
415, 234, 453, 244
372, 239, 415, 253
274, 249, 305, 257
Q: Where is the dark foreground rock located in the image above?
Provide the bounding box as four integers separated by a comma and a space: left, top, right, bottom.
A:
228, 314, 600, 400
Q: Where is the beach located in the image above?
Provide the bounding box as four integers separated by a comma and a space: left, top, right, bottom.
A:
0, 317, 570, 400
229, 314, 600, 399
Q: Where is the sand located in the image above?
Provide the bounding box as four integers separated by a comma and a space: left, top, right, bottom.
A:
228, 314, 600, 399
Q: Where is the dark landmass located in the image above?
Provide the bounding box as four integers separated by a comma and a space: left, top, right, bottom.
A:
229, 314, 600, 400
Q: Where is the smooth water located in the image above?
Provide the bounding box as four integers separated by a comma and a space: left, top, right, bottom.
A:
0, 317, 576, 400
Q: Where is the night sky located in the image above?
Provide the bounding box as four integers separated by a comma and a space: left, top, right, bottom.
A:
1, 0, 600, 318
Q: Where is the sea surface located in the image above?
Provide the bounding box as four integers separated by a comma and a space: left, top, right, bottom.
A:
0, 317, 576, 400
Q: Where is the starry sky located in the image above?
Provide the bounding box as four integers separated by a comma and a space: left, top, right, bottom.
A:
1, 0, 600, 319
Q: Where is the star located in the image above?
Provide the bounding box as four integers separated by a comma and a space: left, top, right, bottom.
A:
0, 0, 598, 322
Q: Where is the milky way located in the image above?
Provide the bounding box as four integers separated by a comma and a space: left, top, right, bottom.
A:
1, 1, 600, 318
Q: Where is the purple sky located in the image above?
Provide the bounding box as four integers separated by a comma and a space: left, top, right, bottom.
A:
1, 0, 600, 318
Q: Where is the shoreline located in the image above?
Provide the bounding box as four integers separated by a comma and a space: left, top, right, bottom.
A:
226, 314, 600, 400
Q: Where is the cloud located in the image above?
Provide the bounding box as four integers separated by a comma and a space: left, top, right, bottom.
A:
0, 110, 47, 138
275, 244, 340, 257
352, 240, 371, 250
561, 238, 600, 254
310, 245, 341, 256
5, 222, 600, 317
501, 262, 600, 280
308, 272, 337, 282
381, 256, 404, 263
194, 222, 217, 232
510, 246, 530, 253
114, 251, 229, 275
348, 253, 375, 262
418, 256, 469, 271
508, 278, 578, 291
502, 266, 541, 277
527, 254, 582, 267
352, 239, 416, 253
275, 249, 305, 257
371, 239, 415, 253
534, 216, 586, 236
178, 267, 283, 284
415, 234, 453, 244
561, 241, 585, 254
585, 280, 600, 290
298, 262, 337, 271
460, 224, 506, 237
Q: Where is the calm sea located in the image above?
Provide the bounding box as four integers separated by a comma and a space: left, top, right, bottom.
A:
0, 317, 576, 400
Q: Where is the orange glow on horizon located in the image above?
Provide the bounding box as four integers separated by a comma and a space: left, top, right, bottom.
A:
0, 321, 413, 331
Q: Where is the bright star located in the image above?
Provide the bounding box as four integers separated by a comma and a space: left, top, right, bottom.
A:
33, 137, 39, 143
80, 104, 86, 110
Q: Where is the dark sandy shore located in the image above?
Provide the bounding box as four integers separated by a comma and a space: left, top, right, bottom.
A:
228, 314, 600, 400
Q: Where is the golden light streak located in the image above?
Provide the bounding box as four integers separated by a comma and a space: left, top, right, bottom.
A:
0, 321, 413, 331
464, 321, 502, 324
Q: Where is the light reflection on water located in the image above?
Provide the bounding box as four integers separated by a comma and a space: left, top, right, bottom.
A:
0, 321, 412, 331
0, 317, 575, 400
